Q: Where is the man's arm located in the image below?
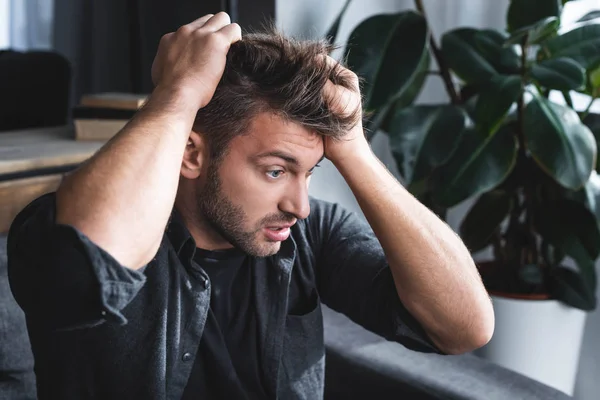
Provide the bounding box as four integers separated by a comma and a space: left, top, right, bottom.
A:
55, 13, 241, 270
322, 59, 494, 355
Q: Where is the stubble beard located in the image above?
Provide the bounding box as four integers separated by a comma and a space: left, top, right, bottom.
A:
196, 161, 292, 257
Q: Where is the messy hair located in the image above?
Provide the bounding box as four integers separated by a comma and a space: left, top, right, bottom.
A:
192, 26, 361, 161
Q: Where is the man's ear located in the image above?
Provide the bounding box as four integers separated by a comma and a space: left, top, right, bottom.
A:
181, 129, 208, 179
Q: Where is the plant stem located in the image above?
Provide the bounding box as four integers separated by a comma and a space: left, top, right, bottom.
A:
581, 96, 597, 121
492, 229, 505, 264
516, 45, 527, 172
562, 91, 574, 109
414, 0, 461, 104
517, 42, 537, 266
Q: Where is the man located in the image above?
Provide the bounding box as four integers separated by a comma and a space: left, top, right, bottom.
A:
7, 12, 494, 400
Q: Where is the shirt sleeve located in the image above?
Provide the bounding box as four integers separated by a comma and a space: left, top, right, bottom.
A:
7, 192, 146, 331
309, 198, 443, 354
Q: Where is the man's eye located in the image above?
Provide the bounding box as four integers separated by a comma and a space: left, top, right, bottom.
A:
267, 170, 284, 179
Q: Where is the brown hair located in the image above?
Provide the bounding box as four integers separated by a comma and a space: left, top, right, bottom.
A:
192, 26, 361, 161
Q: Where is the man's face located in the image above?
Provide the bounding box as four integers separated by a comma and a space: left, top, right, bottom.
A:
196, 112, 324, 257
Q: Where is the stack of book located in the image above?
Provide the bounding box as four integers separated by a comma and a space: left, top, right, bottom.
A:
73, 93, 148, 141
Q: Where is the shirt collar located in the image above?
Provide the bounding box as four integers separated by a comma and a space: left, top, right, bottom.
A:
166, 207, 196, 259
166, 207, 298, 268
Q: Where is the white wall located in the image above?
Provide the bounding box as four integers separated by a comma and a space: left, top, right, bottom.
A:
1, 0, 54, 51
0, 0, 10, 49
276, 1, 599, 399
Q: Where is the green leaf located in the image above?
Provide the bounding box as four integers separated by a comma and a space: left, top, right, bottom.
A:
325, 0, 351, 45
577, 11, 600, 23
585, 65, 600, 97
432, 125, 519, 207
395, 50, 431, 109
364, 100, 394, 141
534, 199, 600, 288
542, 239, 566, 266
345, 11, 430, 112
585, 170, 600, 221
507, 0, 562, 33
475, 75, 522, 136
505, 16, 560, 45
387, 105, 468, 185
582, 114, 600, 169
572, 170, 600, 224
530, 58, 587, 91
524, 94, 596, 189
593, 67, 600, 87
474, 30, 521, 73
549, 266, 596, 310
441, 28, 497, 84
459, 190, 513, 252
545, 25, 600, 70
520, 264, 545, 286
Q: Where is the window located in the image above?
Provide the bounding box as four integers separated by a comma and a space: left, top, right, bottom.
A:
0, 0, 54, 51
551, 0, 600, 113
0, 0, 10, 49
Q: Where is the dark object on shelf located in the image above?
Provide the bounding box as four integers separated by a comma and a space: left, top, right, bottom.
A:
72, 106, 137, 141
0, 50, 71, 133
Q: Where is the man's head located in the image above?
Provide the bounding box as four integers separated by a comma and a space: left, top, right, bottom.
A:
178, 27, 360, 257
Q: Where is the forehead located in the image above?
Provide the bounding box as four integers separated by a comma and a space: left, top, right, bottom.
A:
229, 112, 324, 165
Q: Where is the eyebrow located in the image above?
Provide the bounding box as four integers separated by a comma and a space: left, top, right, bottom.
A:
255, 151, 299, 165
254, 151, 325, 170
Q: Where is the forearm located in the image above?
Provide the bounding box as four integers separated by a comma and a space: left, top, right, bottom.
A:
333, 148, 494, 354
56, 86, 198, 270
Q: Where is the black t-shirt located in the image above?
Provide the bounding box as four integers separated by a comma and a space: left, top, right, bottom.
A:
181, 247, 269, 400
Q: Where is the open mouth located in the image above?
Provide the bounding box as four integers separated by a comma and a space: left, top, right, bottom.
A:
263, 226, 292, 241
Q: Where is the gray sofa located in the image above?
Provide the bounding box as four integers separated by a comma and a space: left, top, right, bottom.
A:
0, 236, 571, 400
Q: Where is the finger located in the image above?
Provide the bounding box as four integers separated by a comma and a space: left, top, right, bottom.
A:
185, 14, 214, 30
323, 79, 360, 117
202, 11, 232, 32
156, 32, 173, 51
217, 23, 242, 44
324, 55, 357, 80
324, 55, 338, 68
323, 55, 343, 73
323, 79, 338, 104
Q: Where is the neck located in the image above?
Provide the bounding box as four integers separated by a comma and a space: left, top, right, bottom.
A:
174, 188, 233, 251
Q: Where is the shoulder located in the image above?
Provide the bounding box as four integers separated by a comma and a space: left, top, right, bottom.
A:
301, 197, 344, 237
7, 192, 56, 251
306, 196, 352, 226
293, 197, 368, 245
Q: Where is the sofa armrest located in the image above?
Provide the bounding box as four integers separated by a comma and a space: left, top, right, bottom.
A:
323, 306, 571, 400
0, 236, 36, 400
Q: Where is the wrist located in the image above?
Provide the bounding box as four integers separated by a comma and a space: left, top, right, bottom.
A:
147, 83, 205, 115
330, 139, 377, 174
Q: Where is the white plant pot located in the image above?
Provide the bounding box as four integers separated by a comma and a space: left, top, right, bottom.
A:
474, 294, 587, 395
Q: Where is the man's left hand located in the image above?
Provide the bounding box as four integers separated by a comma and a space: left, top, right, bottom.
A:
322, 56, 371, 165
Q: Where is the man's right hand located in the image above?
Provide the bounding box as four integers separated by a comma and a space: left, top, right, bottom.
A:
151, 12, 242, 110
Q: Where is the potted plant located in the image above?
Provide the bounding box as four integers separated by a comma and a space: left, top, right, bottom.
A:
332, 0, 600, 395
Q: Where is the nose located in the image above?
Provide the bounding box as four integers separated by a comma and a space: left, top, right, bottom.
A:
279, 177, 311, 220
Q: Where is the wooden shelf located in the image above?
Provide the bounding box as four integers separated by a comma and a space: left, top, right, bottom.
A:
0, 125, 106, 179
0, 125, 109, 233
0, 174, 64, 233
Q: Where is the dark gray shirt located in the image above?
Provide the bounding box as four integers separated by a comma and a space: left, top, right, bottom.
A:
7, 192, 440, 400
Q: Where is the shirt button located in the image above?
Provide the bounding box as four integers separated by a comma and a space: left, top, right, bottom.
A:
100, 310, 107, 317
203, 277, 209, 289
182, 352, 193, 362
